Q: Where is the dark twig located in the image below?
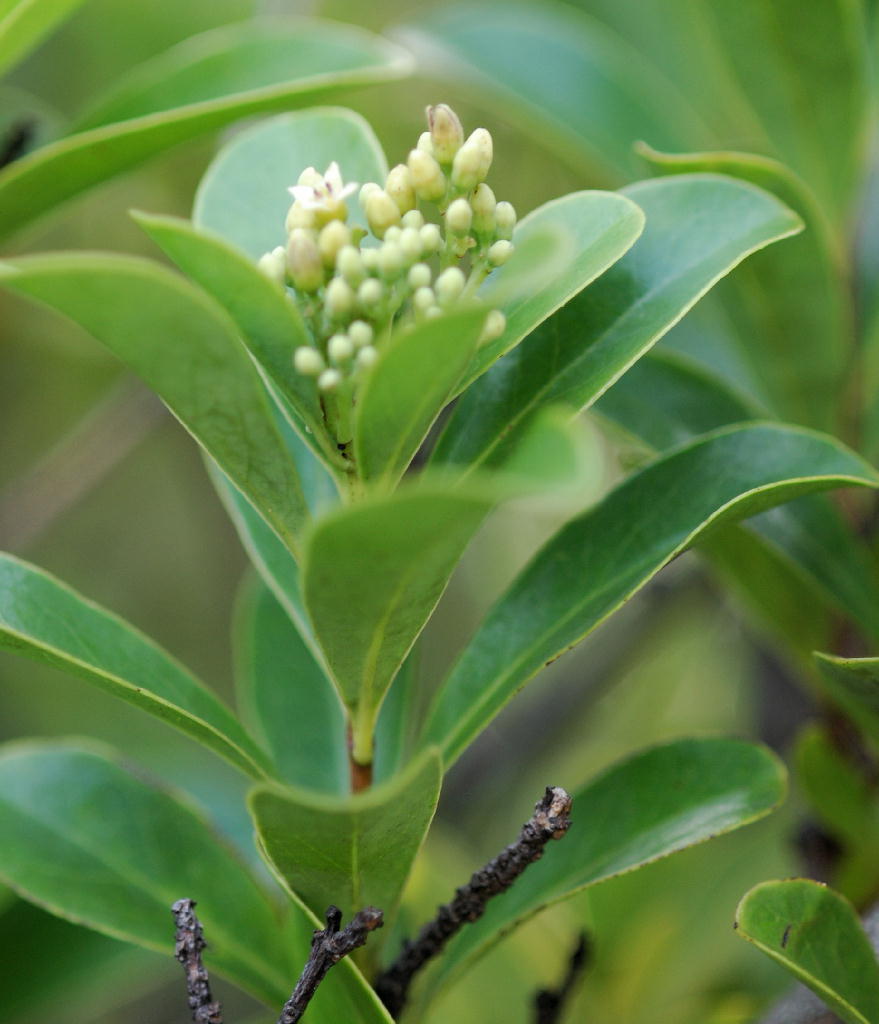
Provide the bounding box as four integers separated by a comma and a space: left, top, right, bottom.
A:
278, 905, 384, 1024
0, 119, 34, 169
374, 785, 574, 1018
533, 932, 591, 1024
171, 898, 223, 1024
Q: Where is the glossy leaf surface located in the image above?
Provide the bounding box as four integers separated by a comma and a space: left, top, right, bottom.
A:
0, 254, 307, 556
0, 20, 408, 240
735, 879, 879, 1024
814, 654, 879, 749
423, 424, 879, 765
251, 747, 441, 924
0, 554, 269, 778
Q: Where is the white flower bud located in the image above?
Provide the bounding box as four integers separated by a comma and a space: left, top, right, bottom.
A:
318, 368, 342, 392
408, 262, 432, 289
349, 320, 373, 349
359, 182, 381, 205
470, 183, 497, 234
328, 333, 354, 364
358, 278, 384, 309
416, 131, 433, 154
451, 128, 493, 191
419, 223, 442, 252
495, 201, 516, 240
294, 346, 325, 376
365, 189, 401, 238
488, 240, 514, 266
413, 286, 435, 313
407, 148, 446, 202
318, 220, 351, 268
286, 230, 323, 292
378, 242, 405, 278
386, 164, 416, 214
357, 345, 379, 369
383, 225, 401, 243
337, 245, 365, 285
480, 309, 506, 344
402, 209, 425, 229
445, 197, 472, 236
257, 247, 287, 285
325, 277, 355, 319
427, 103, 464, 164
435, 266, 466, 306
361, 248, 380, 273
286, 201, 316, 232
399, 227, 423, 262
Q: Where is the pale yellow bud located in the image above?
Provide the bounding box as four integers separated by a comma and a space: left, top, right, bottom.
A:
407, 149, 446, 203
408, 262, 432, 289
286, 201, 316, 232
480, 309, 507, 344
358, 278, 384, 309
318, 368, 342, 392
286, 230, 323, 292
402, 209, 425, 229
378, 242, 405, 278
349, 320, 373, 349
365, 189, 401, 238
294, 346, 325, 376
435, 266, 466, 306
470, 183, 497, 235
488, 240, 514, 266
427, 103, 464, 164
257, 247, 287, 285
325, 277, 355, 319
445, 197, 472, 236
328, 333, 354, 364
359, 182, 381, 205
337, 245, 365, 285
399, 227, 423, 262
318, 220, 351, 268
357, 345, 379, 369
495, 201, 517, 240
416, 131, 433, 154
413, 286, 435, 313
361, 248, 380, 273
451, 128, 493, 191
419, 223, 443, 252
386, 164, 416, 214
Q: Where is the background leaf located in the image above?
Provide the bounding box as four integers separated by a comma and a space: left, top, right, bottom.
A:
0, 0, 89, 77
814, 653, 879, 749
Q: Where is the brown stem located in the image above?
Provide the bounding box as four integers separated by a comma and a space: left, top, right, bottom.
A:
277, 905, 384, 1024
171, 899, 223, 1024
374, 785, 573, 1018
533, 932, 591, 1024
350, 756, 373, 793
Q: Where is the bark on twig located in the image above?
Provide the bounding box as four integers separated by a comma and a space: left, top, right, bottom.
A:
171, 898, 224, 1024
533, 932, 591, 1024
277, 905, 384, 1024
374, 785, 574, 1018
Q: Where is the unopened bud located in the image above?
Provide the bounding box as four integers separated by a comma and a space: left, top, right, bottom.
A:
416, 131, 433, 154
257, 246, 287, 285
294, 346, 325, 376
413, 286, 436, 313
402, 209, 425, 229
408, 262, 432, 289
357, 345, 379, 369
349, 320, 373, 348
451, 128, 493, 191
361, 248, 380, 273
358, 278, 384, 309
328, 333, 354, 364
407, 149, 446, 202
399, 227, 423, 262
426, 305, 443, 319
286, 201, 316, 232
286, 230, 323, 292
378, 242, 405, 278
337, 245, 365, 285
318, 368, 342, 392
445, 197, 472, 236
427, 104, 464, 164
359, 182, 381, 206
325, 277, 355, 319
318, 220, 351, 268
365, 189, 401, 238
435, 266, 466, 306
488, 239, 514, 266
470, 183, 497, 234
384, 225, 402, 243
386, 164, 416, 214
419, 223, 442, 252
495, 201, 517, 240
480, 309, 506, 344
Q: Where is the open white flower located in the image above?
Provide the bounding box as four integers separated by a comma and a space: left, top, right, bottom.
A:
288, 161, 358, 211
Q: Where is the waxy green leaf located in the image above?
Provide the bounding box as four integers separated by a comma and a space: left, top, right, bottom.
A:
0, 253, 308, 556
814, 654, 879, 750
433, 174, 802, 474
422, 423, 879, 766
0, 554, 269, 779
735, 879, 879, 1024
0, 21, 409, 240
419, 738, 786, 1002
194, 107, 388, 261
234, 575, 347, 794
250, 747, 441, 923
0, 0, 89, 76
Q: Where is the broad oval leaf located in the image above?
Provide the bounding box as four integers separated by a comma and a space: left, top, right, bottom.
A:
0, 554, 270, 779
735, 879, 879, 1024
0, 253, 308, 557
249, 747, 442, 924
433, 174, 802, 474
234, 574, 347, 794
0, 20, 409, 241
422, 423, 879, 766
194, 107, 388, 260
0, 0, 89, 77
417, 737, 785, 1004
814, 653, 879, 750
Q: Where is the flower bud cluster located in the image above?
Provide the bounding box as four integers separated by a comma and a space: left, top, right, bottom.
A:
255, 106, 516, 446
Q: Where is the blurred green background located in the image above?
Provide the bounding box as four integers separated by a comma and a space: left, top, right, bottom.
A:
0, 0, 848, 1021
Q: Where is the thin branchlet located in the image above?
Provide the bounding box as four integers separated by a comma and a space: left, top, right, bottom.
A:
533, 932, 591, 1024
171, 898, 224, 1024
277, 905, 384, 1024
374, 785, 573, 1018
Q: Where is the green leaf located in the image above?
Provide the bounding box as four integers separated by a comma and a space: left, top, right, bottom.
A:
0, 554, 270, 779
0, 740, 292, 1006
0, 0, 89, 76
422, 423, 879, 766
419, 738, 785, 1002
249, 747, 442, 922
0, 253, 308, 557
432, 174, 802, 475
814, 654, 879, 750
735, 879, 879, 1024
353, 308, 487, 489
0, 20, 409, 241
194, 107, 388, 261
462, 190, 645, 386
234, 574, 347, 794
